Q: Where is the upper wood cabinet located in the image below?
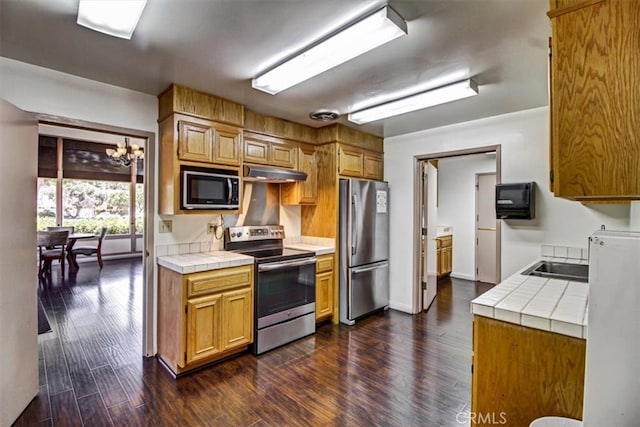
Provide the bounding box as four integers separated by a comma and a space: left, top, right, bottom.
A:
281, 146, 317, 205
158, 114, 242, 215
548, 0, 640, 201
338, 145, 384, 181
243, 132, 297, 169
177, 119, 241, 166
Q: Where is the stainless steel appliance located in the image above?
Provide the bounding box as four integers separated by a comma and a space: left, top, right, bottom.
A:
225, 225, 316, 355
181, 165, 240, 210
339, 179, 390, 325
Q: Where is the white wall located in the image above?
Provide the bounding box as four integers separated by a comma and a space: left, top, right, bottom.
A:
0, 99, 39, 426
0, 57, 220, 247
385, 107, 630, 313
437, 155, 496, 280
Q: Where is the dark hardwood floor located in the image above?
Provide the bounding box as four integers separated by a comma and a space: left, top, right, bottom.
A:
15, 261, 493, 427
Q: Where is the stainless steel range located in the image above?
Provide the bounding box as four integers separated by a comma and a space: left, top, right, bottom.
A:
224, 225, 316, 355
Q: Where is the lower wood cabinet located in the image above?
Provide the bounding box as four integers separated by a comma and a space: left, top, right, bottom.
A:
472, 316, 585, 426
436, 235, 452, 277
158, 264, 253, 375
315, 253, 334, 322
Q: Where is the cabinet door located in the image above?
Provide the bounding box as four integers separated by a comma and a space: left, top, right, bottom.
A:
244, 137, 269, 164
299, 149, 317, 203
443, 247, 452, 275
316, 270, 334, 321
213, 127, 241, 166
178, 121, 213, 163
363, 152, 383, 180
186, 294, 223, 364
550, 0, 640, 199
221, 287, 253, 350
338, 146, 364, 177
436, 248, 444, 277
270, 143, 297, 168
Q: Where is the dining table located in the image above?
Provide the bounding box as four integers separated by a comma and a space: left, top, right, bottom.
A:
66, 232, 96, 272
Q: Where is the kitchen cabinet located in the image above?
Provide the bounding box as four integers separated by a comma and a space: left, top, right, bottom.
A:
158, 113, 242, 215
548, 0, 640, 201
337, 145, 384, 181
281, 147, 317, 205
158, 264, 253, 375
315, 254, 334, 322
471, 315, 585, 426
243, 132, 297, 169
177, 118, 241, 166
436, 235, 452, 277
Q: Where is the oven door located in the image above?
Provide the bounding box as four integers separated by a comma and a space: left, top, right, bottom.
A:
256, 257, 317, 329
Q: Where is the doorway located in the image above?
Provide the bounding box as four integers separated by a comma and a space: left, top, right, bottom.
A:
36, 116, 155, 357
414, 146, 501, 312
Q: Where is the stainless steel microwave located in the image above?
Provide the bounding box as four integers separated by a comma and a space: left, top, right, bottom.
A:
181, 166, 240, 210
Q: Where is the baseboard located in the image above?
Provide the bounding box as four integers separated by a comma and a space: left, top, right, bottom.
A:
450, 272, 475, 281
75, 253, 142, 264
388, 301, 415, 314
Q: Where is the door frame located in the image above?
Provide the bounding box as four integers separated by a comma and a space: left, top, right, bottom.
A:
475, 172, 499, 284
36, 113, 156, 357
413, 145, 501, 313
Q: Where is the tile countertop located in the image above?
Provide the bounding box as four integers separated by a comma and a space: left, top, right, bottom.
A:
284, 243, 334, 255
157, 251, 254, 274
284, 235, 335, 256
471, 256, 589, 339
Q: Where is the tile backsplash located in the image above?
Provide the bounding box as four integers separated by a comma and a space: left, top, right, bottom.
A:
541, 244, 588, 261
156, 235, 334, 259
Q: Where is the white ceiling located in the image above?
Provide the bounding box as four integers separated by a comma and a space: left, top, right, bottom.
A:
0, 0, 551, 138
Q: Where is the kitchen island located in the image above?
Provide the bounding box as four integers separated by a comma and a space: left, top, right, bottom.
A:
470, 248, 588, 426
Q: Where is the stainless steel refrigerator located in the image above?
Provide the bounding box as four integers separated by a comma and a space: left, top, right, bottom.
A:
339, 178, 389, 325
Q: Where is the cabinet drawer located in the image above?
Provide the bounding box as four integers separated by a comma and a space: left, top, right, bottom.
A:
186, 265, 253, 298
437, 236, 452, 249
316, 254, 334, 273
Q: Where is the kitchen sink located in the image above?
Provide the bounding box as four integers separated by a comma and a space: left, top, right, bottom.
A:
522, 260, 589, 283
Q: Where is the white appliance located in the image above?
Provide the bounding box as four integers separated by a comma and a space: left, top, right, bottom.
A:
584, 230, 640, 426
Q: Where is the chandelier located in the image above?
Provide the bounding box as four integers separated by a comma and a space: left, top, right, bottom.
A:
106, 137, 144, 167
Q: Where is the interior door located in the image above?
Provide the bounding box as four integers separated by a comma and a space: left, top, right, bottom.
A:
0, 98, 39, 426
476, 173, 498, 284
422, 161, 438, 311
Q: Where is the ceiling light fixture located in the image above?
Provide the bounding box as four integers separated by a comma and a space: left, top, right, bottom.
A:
77, 0, 147, 39
348, 79, 479, 125
106, 137, 144, 167
252, 6, 407, 95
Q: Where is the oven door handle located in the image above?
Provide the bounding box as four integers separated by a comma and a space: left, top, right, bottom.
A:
258, 257, 317, 272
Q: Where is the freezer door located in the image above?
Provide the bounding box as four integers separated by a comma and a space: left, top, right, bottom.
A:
343, 179, 389, 267
345, 261, 389, 321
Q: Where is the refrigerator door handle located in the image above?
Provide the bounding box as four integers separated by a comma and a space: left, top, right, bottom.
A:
351, 194, 358, 256
352, 261, 389, 274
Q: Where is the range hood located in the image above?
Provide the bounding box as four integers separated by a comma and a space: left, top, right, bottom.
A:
243, 165, 307, 183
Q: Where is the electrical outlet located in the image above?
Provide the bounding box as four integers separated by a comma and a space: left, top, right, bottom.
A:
207, 223, 215, 234
159, 220, 172, 233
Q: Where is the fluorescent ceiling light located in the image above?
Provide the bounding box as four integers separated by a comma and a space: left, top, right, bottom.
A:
252, 6, 407, 95
77, 0, 147, 39
348, 79, 479, 124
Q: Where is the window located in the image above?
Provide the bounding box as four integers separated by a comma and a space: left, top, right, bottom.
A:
37, 135, 144, 254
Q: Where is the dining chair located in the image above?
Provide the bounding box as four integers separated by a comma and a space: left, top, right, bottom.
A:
46, 226, 75, 234
70, 227, 108, 268
38, 230, 69, 277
